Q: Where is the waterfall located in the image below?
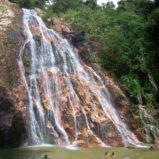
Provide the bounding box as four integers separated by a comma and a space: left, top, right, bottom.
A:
18, 8, 140, 147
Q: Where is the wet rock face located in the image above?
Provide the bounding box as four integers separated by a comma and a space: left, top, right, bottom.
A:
0, 0, 27, 148
51, 17, 94, 64
51, 17, 159, 144
0, 0, 15, 31
0, 3, 158, 148
0, 86, 26, 148
0, 111, 26, 148
133, 105, 159, 143
19, 9, 141, 148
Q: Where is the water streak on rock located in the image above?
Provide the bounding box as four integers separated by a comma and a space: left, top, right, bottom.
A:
18, 9, 140, 147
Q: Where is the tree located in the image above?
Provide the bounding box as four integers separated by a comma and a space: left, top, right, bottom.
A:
61, 0, 159, 108
155, 0, 159, 7
51, 0, 83, 14
148, 8, 159, 44
9, 0, 46, 9
85, 0, 98, 9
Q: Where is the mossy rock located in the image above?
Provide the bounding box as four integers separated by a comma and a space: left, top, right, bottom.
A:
7, 43, 13, 48
7, 27, 21, 44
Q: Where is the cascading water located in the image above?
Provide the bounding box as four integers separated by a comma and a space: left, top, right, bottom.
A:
18, 8, 141, 147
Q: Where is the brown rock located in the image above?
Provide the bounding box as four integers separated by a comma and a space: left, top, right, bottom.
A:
0, 0, 27, 148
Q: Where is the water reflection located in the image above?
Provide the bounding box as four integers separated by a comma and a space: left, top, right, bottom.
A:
0, 147, 159, 159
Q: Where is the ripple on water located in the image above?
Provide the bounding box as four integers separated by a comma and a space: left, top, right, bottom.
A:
0, 147, 159, 159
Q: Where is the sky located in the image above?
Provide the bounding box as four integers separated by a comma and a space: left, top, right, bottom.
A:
97, 0, 120, 7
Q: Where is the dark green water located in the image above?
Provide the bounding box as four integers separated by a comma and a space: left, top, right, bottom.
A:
0, 146, 159, 159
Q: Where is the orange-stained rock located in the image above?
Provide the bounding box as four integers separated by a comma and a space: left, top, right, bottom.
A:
2, 3, 159, 149
0, 0, 27, 148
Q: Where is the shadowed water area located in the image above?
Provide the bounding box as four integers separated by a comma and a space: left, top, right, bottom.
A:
0, 147, 159, 159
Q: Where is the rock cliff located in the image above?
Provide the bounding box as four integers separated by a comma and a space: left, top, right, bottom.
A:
50, 16, 159, 145
0, 0, 26, 148
0, 0, 159, 148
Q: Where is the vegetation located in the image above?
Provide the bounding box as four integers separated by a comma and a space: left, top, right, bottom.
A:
46, 0, 159, 108
9, 0, 46, 9
9, 0, 159, 109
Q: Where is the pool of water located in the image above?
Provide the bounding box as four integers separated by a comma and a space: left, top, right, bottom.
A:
0, 146, 159, 159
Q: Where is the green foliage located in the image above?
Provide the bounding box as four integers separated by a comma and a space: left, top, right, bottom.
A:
11, 0, 159, 108
155, 0, 159, 7
148, 8, 159, 44
43, 4, 56, 20
53, 0, 159, 108
50, 0, 83, 14
84, 0, 98, 9
63, 7, 94, 34
121, 74, 140, 99
9, 0, 45, 9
